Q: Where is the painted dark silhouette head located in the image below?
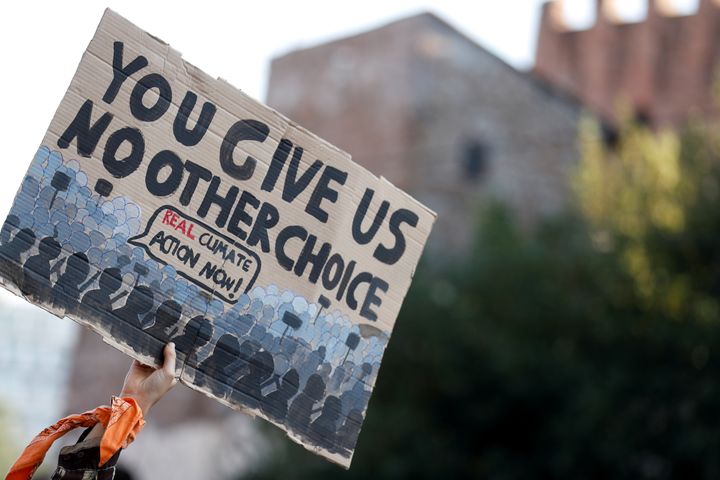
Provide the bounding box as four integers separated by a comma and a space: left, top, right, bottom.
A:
239, 339, 260, 360
38, 236, 62, 260
317, 346, 326, 361
361, 362, 373, 378
124, 285, 154, 316
248, 351, 274, 383
211, 333, 241, 359
193, 316, 214, 347
320, 396, 342, 422
280, 369, 300, 396
156, 299, 182, 325
304, 374, 326, 401
9, 228, 36, 256
64, 252, 90, 283
98, 268, 122, 292
0, 215, 19, 244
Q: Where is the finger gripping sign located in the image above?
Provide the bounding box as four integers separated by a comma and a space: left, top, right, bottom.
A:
0, 9, 435, 467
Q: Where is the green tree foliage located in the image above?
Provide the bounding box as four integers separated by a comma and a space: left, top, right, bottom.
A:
576, 117, 720, 321
247, 120, 720, 479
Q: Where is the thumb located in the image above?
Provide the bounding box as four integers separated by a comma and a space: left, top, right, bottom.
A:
162, 342, 177, 380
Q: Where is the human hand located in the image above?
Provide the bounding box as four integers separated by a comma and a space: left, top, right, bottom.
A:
119, 343, 178, 415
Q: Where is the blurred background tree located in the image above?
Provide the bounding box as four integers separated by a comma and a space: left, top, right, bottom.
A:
245, 118, 720, 479
575, 115, 720, 323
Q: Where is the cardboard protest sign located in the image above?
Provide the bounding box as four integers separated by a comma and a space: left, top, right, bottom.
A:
0, 9, 435, 467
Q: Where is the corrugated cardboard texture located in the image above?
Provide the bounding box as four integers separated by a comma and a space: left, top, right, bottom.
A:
0, 9, 435, 468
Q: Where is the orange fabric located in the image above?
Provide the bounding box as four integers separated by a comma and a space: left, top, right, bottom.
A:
5, 397, 145, 480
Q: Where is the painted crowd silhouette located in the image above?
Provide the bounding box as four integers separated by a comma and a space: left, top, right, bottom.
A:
0, 214, 369, 457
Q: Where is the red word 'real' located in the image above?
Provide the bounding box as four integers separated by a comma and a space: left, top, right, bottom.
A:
162, 208, 196, 240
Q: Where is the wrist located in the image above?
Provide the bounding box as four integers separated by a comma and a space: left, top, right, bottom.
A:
119, 393, 153, 415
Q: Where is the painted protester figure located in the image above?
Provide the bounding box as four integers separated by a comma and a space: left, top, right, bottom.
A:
144, 300, 182, 343
0, 214, 21, 284
336, 408, 364, 457
21, 236, 62, 302
0, 227, 35, 289
224, 339, 261, 380
197, 333, 241, 398
51, 252, 91, 314
340, 363, 374, 416
232, 350, 274, 410
0, 215, 19, 246
171, 315, 213, 367
308, 395, 343, 452
260, 368, 300, 423
110, 285, 154, 346
287, 374, 326, 438
79, 268, 123, 322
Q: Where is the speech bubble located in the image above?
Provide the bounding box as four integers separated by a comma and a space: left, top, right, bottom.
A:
129, 205, 261, 304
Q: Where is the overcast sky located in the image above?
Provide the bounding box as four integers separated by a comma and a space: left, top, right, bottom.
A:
0, 0, 700, 220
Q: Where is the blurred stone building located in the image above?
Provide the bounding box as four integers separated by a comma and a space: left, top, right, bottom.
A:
267, 12, 580, 251
535, 0, 720, 128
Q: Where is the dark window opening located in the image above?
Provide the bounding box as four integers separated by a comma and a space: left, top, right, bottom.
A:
600, 121, 619, 149
634, 108, 653, 128
462, 139, 490, 180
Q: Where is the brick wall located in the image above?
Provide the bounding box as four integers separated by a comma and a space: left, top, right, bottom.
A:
535, 0, 720, 127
